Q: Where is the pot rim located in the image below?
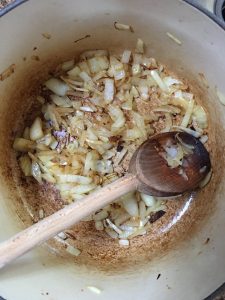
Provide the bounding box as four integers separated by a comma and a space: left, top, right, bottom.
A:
0, 0, 225, 31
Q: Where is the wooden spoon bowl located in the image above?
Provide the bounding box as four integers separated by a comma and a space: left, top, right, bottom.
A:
129, 131, 211, 197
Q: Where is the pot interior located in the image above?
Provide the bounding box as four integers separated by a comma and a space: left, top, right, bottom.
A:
0, 0, 225, 299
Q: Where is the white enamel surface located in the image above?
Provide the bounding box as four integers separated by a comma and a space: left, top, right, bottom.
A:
0, 0, 225, 299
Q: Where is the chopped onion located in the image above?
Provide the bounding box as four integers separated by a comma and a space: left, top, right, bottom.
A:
114, 148, 128, 166
114, 213, 130, 226
13, 138, 34, 152
86, 286, 102, 294
175, 133, 195, 150
121, 192, 139, 217
199, 169, 212, 188
19, 155, 32, 176
57, 232, 67, 240
132, 64, 141, 76
42, 173, 56, 183
114, 22, 133, 32
71, 183, 96, 194
104, 78, 114, 103
121, 50, 131, 63
200, 135, 208, 144
180, 98, 194, 127
57, 174, 92, 184
106, 218, 122, 234
119, 239, 129, 246
95, 220, 104, 231
105, 228, 118, 239
67, 65, 81, 78
50, 95, 72, 108
80, 106, 95, 112
39, 209, 44, 219
152, 105, 181, 114
166, 32, 182, 45
93, 210, 108, 221
61, 60, 74, 71
135, 38, 144, 54
139, 200, 146, 220
45, 78, 69, 96
66, 245, 81, 256
88, 56, 109, 73
140, 193, 156, 207
108, 105, 125, 130
128, 227, 146, 239
31, 161, 42, 184
164, 76, 181, 87
172, 126, 201, 138
123, 127, 142, 140
30, 117, 44, 141
79, 71, 92, 82
161, 113, 172, 132
192, 105, 207, 129
151, 70, 168, 92
217, 90, 225, 105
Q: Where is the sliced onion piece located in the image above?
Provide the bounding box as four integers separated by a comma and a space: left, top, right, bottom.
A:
105, 228, 118, 239
135, 38, 144, 54
79, 71, 92, 82
71, 183, 96, 194
175, 133, 195, 150
86, 286, 102, 295
13, 138, 35, 152
104, 78, 114, 103
151, 70, 168, 92
217, 89, 225, 105
121, 192, 139, 217
57, 174, 92, 184
95, 221, 104, 231
108, 105, 125, 130
166, 32, 182, 45
121, 50, 131, 63
106, 218, 122, 234
50, 95, 72, 108
119, 239, 129, 246
30, 117, 44, 141
66, 245, 81, 256
19, 155, 32, 176
200, 135, 208, 144
172, 126, 201, 138
199, 169, 212, 188
140, 193, 156, 207
31, 161, 42, 184
114, 22, 133, 32
45, 78, 69, 96
180, 99, 194, 128
61, 60, 74, 71
192, 105, 207, 129
93, 210, 108, 221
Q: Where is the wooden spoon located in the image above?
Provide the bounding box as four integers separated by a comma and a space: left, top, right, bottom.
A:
0, 131, 211, 268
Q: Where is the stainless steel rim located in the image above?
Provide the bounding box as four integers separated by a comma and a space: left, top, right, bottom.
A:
214, 0, 225, 21
184, 0, 225, 29
0, 0, 225, 30
0, 0, 27, 17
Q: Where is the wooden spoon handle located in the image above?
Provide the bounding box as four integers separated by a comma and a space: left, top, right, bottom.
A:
0, 173, 137, 268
